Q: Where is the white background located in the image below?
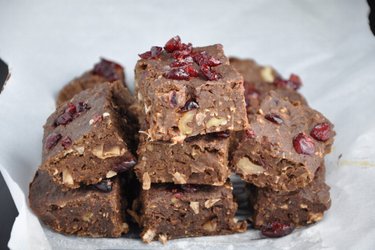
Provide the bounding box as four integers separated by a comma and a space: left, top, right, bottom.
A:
1, 0, 375, 249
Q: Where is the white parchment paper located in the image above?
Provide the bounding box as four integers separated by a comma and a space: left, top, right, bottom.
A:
1, 0, 375, 249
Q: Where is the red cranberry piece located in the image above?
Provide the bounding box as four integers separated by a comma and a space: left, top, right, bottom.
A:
310, 122, 331, 142
94, 179, 113, 192
164, 36, 182, 53
192, 51, 221, 66
65, 103, 77, 115
293, 133, 315, 155
112, 159, 137, 173
61, 136, 72, 149
180, 99, 199, 112
261, 222, 294, 238
169, 91, 178, 108
55, 112, 73, 126
170, 56, 194, 68
265, 113, 283, 124
200, 65, 221, 81
91, 114, 103, 124
138, 51, 152, 59
172, 43, 193, 59
245, 129, 256, 139
45, 132, 62, 150
181, 184, 197, 193
185, 65, 199, 77
164, 68, 190, 80
150, 46, 163, 58
288, 74, 302, 90
174, 192, 183, 199
92, 58, 123, 82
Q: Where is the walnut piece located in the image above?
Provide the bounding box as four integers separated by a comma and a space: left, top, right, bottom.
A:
92, 144, 123, 159
172, 172, 187, 184
158, 234, 168, 244
142, 228, 156, 243
178, 110, 196, 135
206, 117, 227, 129
204, 198, 220, 208
260, 66, 275, 83
203, 220, 217, 232
189, 201, 200, 214
62, 169, 74, 185
106, 170, 117, 178
142, 172, 151, 190
307, 212, 323, 224
82, 212, 93, 222
236, 157, 265, 175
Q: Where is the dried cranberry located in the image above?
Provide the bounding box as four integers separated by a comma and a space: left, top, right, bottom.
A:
138, 46, 163, 60
55, 112, 73, 126
310, 122, 331, 142
61, 136, 72, 149
181, 184, 197, 193
92, 58, 123, 82
172, 43, 193, 59
245, 129, 256, 139
170, 56, 193, 67
200, 65, 221, 81
192, 51, 221, 67
138, 51, 152, 59
164, 36, 182, 53
261, 222, 294, 238
112, 159, 137, 173
91, 114, 103, 124
45, 132, 62, 150
274, 74, 302, 91
293, 133, 315, 155
174, 192, 183, 199
180, 99, 199, 112
94, 179, 113, 192
185, 65, 199, 77
169, 91, 178, 108
65, 103, 77, 115
265, 113, 283, 124
164, 68, 190, 80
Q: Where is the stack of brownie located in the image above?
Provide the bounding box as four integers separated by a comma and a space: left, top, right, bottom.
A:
229, 58, 335, 237
29, 59, 140, 237
132, 36, 249, 243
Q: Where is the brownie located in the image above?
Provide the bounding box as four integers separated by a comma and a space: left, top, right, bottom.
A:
135, 131, 231, 189
135, 37, 249, 143
248, 165, 331, 229
231, 90, 335, 192
40, 81, 139, 189
57, 58, 125, 106
131, 182, 247, 243
229, 57, 307, 115
29, 171, 127, 237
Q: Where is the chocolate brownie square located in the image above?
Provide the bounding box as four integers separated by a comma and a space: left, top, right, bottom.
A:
40, 81, 138, 189
248, 165, 331, 229
135, 131, 231, 189
231, 90, 335, 192
135, 37, 249, 143
57, 58, 125, 106
132, 182, 247, 243
29, 171, 127, 237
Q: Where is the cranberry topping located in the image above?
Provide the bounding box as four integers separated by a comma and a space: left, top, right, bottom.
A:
55, 112, 73, 126
45, 132, 62, 150
293, 133, 315, 155
274, 74, 302, 91
170, 56, 193, 67
92, 58, 123, 82
310, 122, 331, 142
94, 179, 113, 192
192, 51, 221, 67
180, 99, 199, 112
164, 67, 190, 80
61, 136, 72, 149
200, 65, 221, 81
138, 46, 163, 60
164, 36, 182, 52
245, 129, 256, 139
172, 43, 193, 59
261, 222, 294, 238
55, 102, 90, 127
265, 113, 283, 124
112, 159, 137, 173
184, 65, 199, 77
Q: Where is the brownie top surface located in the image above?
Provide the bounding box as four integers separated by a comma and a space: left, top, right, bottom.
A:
42, 82, 123, 161
137, 44, 243, 91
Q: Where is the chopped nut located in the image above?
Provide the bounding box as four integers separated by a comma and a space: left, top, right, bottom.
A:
82, 212, 93, 222
74, 146, 85, 155
92, 144, 123, 159
62, 169, 74, 185
63, 149, 74, 156
172, 172, 187, 184
307, 212, 323, 224
178, 110, 196, 135
236, 157, 265, 175
203, 220, 217, 232
280, 204, 288, 209
261, 66, 275, 83
142, 228, 156, 243
122, 223, 129, 233
137, 92, 143, 101
102, 112, 110, 118
158, 234, 168, 244
300, 204, 308, 209
204, 198, 220, 208
195, 112, 206, 126
189, 201, 200, 214
146, 144, 153, 151
106, 170, 117, 178
142, 172, 151, 190
206, 117, 227, 129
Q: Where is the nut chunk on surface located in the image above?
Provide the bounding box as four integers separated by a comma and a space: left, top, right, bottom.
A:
40, 81, 138, 189
135, 36, 249, 142
133, 182, 247, 243
135, 131, 231, 189
248, 165, 331, 230
57, 58, 126, 106
231, 90, 335, 192
29, 171, 127, 237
